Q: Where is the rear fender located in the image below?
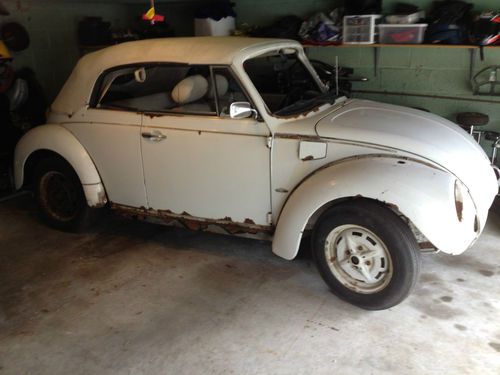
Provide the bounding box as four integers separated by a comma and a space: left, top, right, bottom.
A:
14, 124, 107, 207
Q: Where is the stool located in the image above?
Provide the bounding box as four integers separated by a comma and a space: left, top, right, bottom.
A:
456, 112, 489, 143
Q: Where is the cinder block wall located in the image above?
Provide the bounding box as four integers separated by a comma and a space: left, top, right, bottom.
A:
236, 0, 500, 159
1, 0, 133, 101
1, 0, 210, 103
307, 46, 500, 129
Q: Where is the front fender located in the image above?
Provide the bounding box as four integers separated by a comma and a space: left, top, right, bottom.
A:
272, 156, 478, 260
14, 124, 107, 207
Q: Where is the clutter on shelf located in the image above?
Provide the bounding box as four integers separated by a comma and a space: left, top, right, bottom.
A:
343, 14, 381, 44
299, 10, 342, 44
472, 11, 500, 46
425, 1, 472, 45
378, 24, 428, 44
345, 0, 382, 16
248, 15, 303, 40
194, 1, 236, 36
235, 1, 500, 47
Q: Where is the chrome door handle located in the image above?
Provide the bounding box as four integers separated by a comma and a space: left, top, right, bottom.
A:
142, 131, 167, 142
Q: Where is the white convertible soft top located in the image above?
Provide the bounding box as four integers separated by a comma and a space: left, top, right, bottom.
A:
51, 36, 300, 116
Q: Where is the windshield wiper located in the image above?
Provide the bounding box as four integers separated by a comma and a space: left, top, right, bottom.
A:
274, 91, 337, 117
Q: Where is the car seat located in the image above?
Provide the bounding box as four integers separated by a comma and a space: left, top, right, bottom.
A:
207, 74, 229, 99
171, 74, 210, 113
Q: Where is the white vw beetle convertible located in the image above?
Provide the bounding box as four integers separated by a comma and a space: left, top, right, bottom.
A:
14, 37, 499, 310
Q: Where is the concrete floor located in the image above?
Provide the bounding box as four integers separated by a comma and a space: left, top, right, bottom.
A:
0, 197, 499, 375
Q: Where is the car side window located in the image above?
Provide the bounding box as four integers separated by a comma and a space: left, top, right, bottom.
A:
94, 64, 216, 116
210, 67, 250, 117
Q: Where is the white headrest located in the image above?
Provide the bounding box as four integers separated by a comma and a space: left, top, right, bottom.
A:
171, 75, 208, 105
207, 74, 229, 99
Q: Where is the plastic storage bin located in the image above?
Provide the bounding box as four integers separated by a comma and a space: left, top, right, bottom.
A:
343, 15, 382, 44
194, 16, 235, 36
378, 24, 428, 44
385, 11, 425, 24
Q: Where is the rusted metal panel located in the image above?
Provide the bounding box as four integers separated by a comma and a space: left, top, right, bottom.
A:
274, 133, 323, 142
111, 203, 274, 235
271, 156, 484, 260
455, 199, 464, 222
83, 183, 108, 208
418, 241, 437, 251
63, 109, 147, 208
140, 116, 271, 226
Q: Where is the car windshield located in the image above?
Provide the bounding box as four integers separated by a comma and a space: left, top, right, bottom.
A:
244, 49, 335, 117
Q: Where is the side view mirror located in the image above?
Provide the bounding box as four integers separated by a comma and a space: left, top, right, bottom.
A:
230, 102, 258, 119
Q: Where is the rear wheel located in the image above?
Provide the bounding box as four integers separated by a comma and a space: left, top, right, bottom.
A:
312, 200, 421, 310
34, 157, 100, 231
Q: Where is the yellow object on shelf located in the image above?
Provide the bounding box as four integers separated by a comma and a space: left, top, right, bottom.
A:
0, 40, 12, 60
144, 7, 155, 20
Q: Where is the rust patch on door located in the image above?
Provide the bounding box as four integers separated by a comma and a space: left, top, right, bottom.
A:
144, 112, 167, 119
275, 133, 323, 142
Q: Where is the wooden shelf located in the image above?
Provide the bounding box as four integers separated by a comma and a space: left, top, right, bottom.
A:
303, 43, 499, 49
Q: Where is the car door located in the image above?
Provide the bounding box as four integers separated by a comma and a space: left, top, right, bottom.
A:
63, 66, 148, 208
140, 66, 272, 226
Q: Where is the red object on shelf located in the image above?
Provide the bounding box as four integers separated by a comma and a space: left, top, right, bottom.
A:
389, 30, 418, 43
142, 13, 165, 23
142, 0, 164, 25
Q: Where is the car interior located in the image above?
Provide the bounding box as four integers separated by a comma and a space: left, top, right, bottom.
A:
96, 64, 246, 116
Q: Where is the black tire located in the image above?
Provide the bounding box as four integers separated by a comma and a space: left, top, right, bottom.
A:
34, 156, 100, 231
312, 200, 421, 310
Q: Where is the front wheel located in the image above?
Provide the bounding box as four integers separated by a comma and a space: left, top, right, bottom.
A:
312, 200, 421, 310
